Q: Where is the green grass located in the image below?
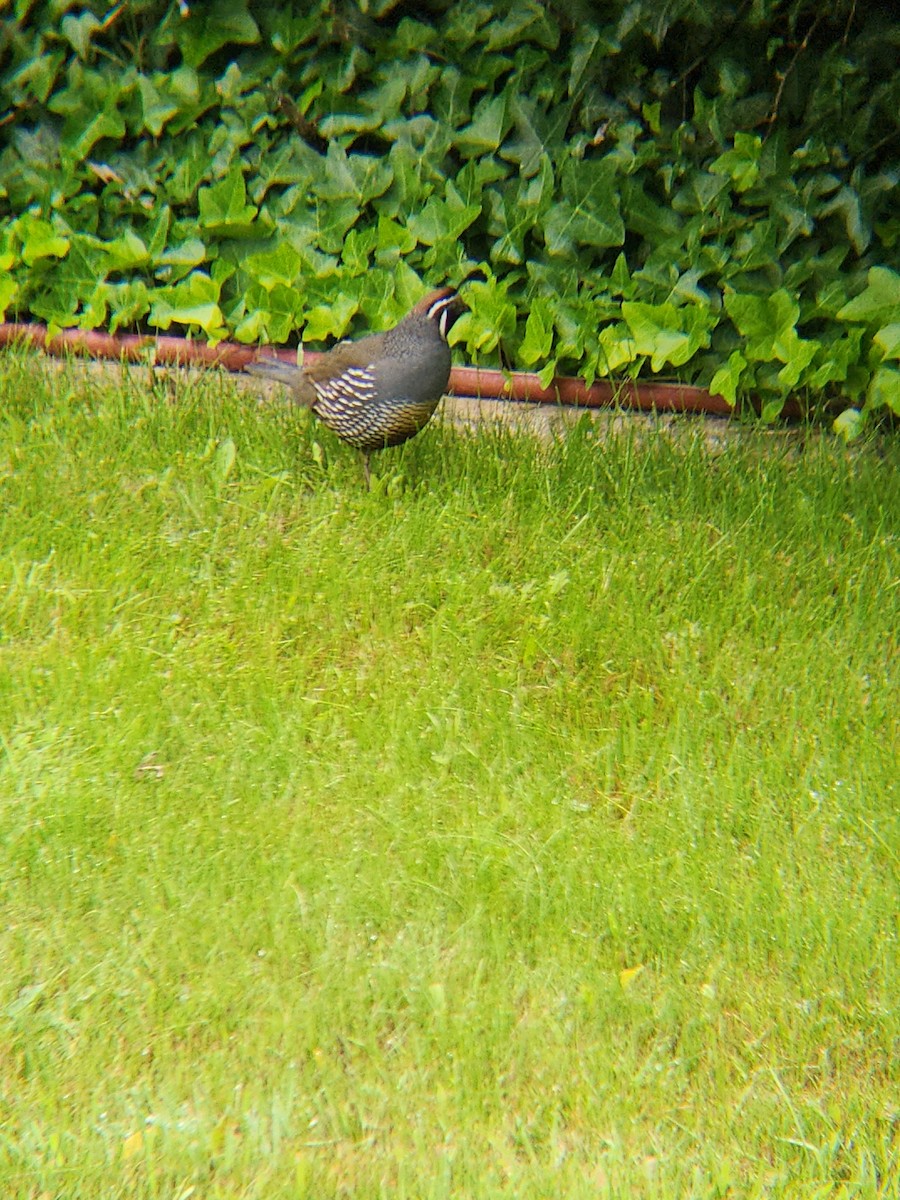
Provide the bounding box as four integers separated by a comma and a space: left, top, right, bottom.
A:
0, 354, 897, 1199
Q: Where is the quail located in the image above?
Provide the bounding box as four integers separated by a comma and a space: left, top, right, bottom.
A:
244, 287, 467, 481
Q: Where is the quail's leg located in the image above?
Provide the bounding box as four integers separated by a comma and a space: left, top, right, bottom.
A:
361, 451, 371, 490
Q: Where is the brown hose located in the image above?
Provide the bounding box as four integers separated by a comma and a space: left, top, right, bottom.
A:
0, 320, 800, 418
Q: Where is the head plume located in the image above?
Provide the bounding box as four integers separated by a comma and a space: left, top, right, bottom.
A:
411, 286, 467, 338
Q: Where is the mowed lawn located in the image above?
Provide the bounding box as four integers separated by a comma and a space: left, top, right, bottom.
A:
0, 355, 897, 1199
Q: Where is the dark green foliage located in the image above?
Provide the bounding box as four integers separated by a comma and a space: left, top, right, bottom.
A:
1, 0, 898, 425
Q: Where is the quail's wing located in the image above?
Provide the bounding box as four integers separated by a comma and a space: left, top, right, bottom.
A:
303, 333, 386, 382
302, 333, 387, 407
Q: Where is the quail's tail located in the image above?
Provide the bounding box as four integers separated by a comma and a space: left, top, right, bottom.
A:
244, 357, 303, 386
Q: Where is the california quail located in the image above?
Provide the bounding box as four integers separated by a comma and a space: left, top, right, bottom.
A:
244, 286, 467, 480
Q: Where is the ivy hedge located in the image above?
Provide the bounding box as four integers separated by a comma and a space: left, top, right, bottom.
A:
1, 0, 898, 430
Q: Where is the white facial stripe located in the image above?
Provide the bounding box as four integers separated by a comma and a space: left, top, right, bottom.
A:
427, 294, 458, 338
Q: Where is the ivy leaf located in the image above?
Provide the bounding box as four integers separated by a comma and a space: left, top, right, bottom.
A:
79, 281, 113, 330
60, 12, 102, 60
819, 185, 869, 255
26, 236, 105, 331
0, 275, 19, 320
692, 88, 725, 145
314, 143, 393, 205
274, 224, 339, 280
159, 1, 260, 69
569, 29, 612, 97
314, 197, 361, 255
867, 366, 900, 415
243, 243, 303, 291
621, 179, 683, 240
232, 307, 267, 345
0, 227, 14, 272
485, 187, 530, 264
484, 4, 558, 51
710, 350, 747, 406
710, 132, 762, 193
167, 133, 211, 205
28, 280, 80, 331
456, 154, 512, 208
596, 323, 637, 374
52, 66, 129, 162
149, 272, 225, 339
671, 170, 730, 215
303, 294, 358, 343
408, 192, 481, 246
551, 297, 588, 360
145, 207, 171, 262
837, 267, 900, 327
16, 214, 70, 265
759, 397, 785, 423
105, 230, 150, 272
873, 323, 900, 361
5, 51, 64, 107
198, 167, 258, 236
520, 295, 554, 365
517, 152, 554, 217
340, 227, 376, 274
642, 102, 662, 135
776, 337, 819, 389
807, 328, 864, 388
501, 95, 550, 177
833, 407, 863, 441
609, 253, 634, 298
374, 216, 416, 267
724, 290, 799, 361
156, 238, 207, 283
456, 95, 507, 157
108, 281, 151, 334
622, 302, 714, 370
453, 278, 517, 355
545, 160, 624, 255
139, 76, 180, 138
237, 281, 304, 344
725, 290, 821, 388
